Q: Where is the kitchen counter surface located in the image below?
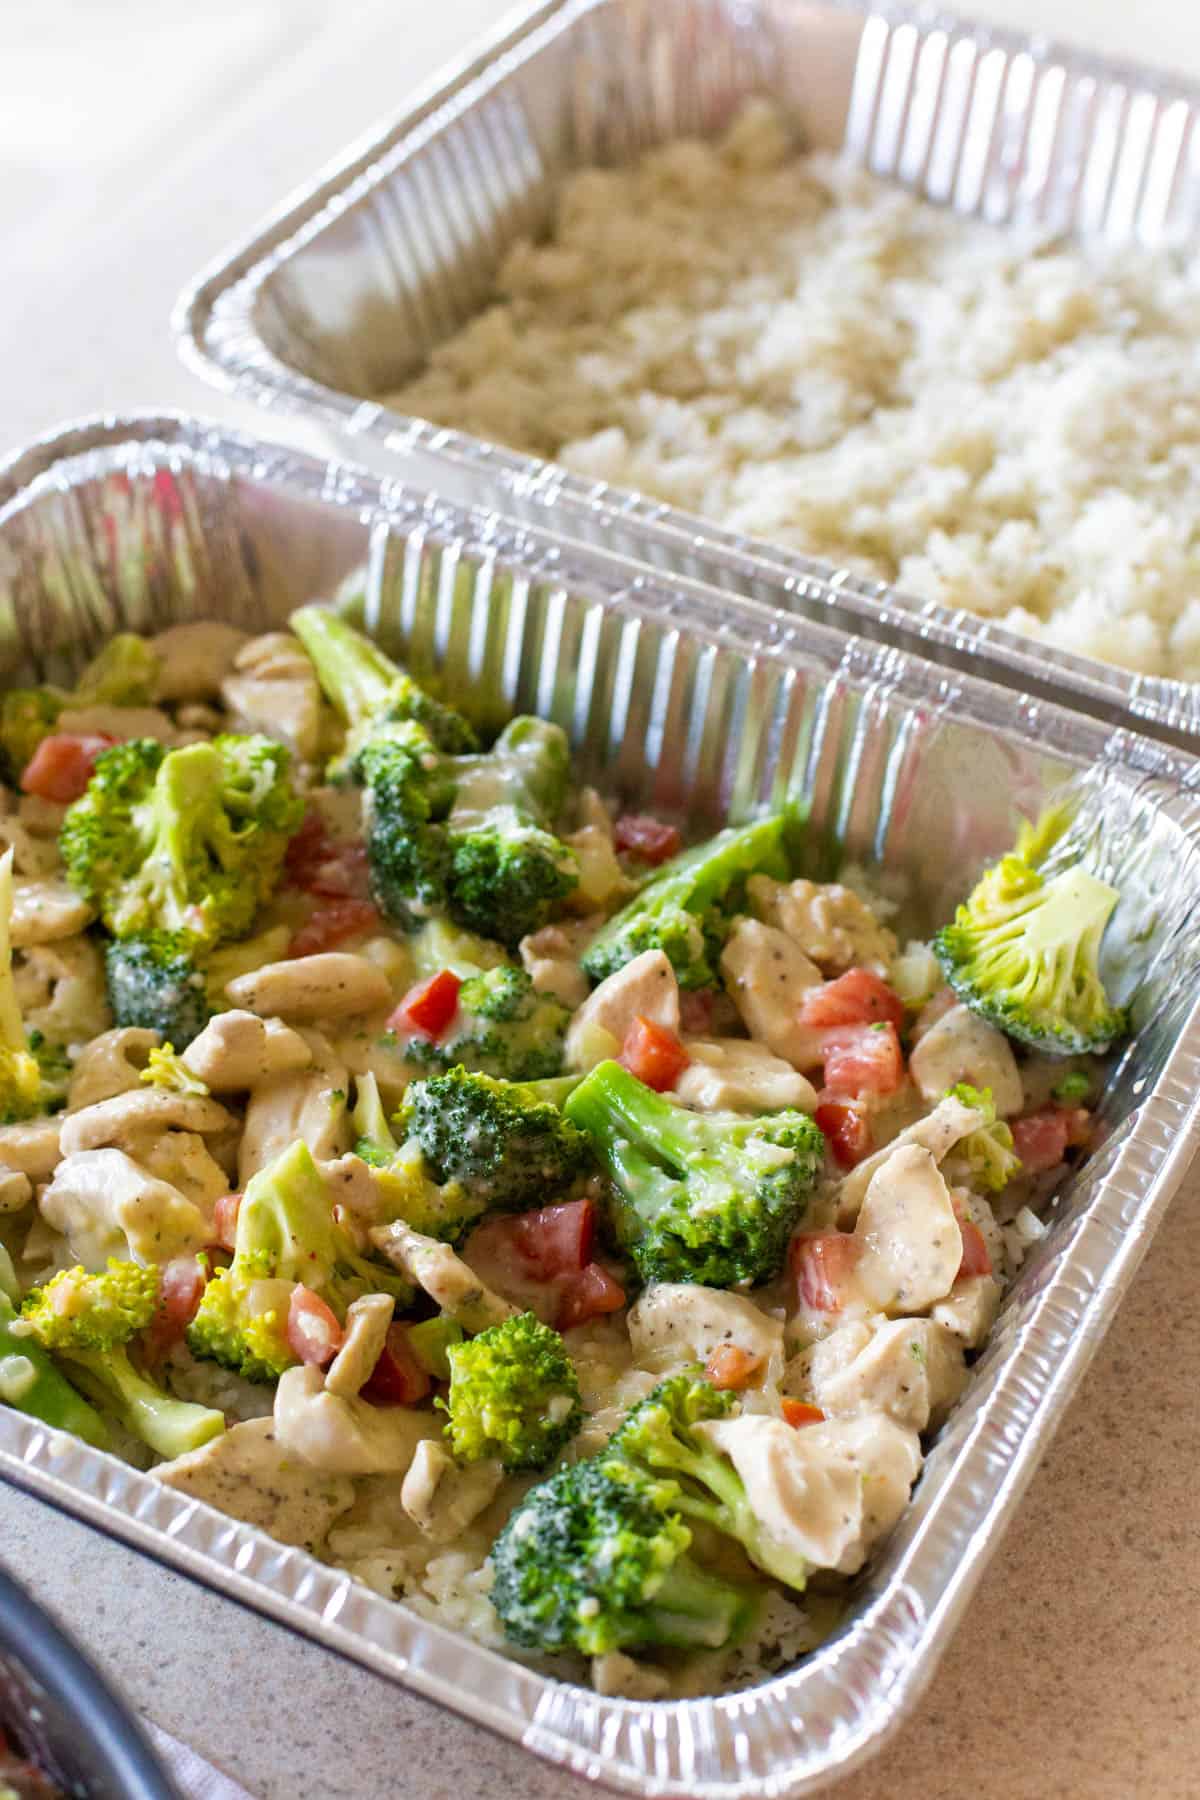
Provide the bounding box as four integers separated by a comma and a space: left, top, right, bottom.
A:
3, 3, 1200, 1797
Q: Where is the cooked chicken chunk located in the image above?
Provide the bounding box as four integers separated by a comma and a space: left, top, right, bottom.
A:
221, 632, 322, 763
324, 1294, 394, 1400
39, 1148, 210, 1267
675, 1038, 817, 1113
835, 1089, 987, 1226
747, 875, 897, 977
238, 1044, 350, 1186
931, 1274, 1003, 1348
0, 1118, 62, 1181
565, 948, 680, 1070
274, 1364, 431, 1475
155, 1417, 354, 1548
719, 919, 823, 1070
853, 1145, 963, 1315
226, 953, 391, 1023
627, 1283, 784, 1377
9, 877, 93, 947
152, 621, 247, 703
67, 1028, 159, 1112
0, 1166, 32, 1214
908, 1004, 1024, 1116
800, 1316, 967, 1431
519, 919, 596, 1010
182, 1011, 313, 1091
369, 1221, 517, 1333
58, 1090, 235, 1157
400, 1440, 504, 1541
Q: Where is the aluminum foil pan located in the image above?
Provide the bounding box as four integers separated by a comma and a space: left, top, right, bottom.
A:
177, 0, 1200, 748
2, 413, 1200, 1800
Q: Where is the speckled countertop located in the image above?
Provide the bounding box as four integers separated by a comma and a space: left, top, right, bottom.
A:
3, 1162, 1196, 1799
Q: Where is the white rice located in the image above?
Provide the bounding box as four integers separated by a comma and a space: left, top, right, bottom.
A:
391, 100, 1200, 680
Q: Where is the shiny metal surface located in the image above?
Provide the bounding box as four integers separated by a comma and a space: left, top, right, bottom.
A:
1, 412, 1199, 1799
177, 0, 1200, 745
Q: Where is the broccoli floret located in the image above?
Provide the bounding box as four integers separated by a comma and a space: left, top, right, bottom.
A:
60, 734, 304, 945
0, 634, 159, 782
105, 931, 212, 1049
20, 1261, 224, 1460
394, 963, 571, 1081
186, 1139, 412, 1382
605, 1372, 808, 1589
582, 815, 789, 990
349, 1072, 481, 1245
441, 1311, 582, 1472
565, 1060, 824, 1288
291, 604, 479, 757
940, 1084, 1022, 1192
402, 1067, 591, 1218
141, 1043, 209, 1096
489, 1453, 757, 1656
934, 842, 1127, 1056
0, 1288, 111, 1449
354, 728, 455, 930
0, 849, 46, 1123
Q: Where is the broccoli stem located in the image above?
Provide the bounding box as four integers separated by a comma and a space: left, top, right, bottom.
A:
565, 1058, 695, 1171
64, 1347, 224, 1459
291, 606, 403, 727
642, 1552, 758, 1650
0, 1294, 111, 1450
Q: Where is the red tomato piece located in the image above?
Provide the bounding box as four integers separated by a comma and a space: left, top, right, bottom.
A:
956, 1216, 993, 1279
286, 1285, 344, 1366
791, 1232, 861, 1312
678, 988, 716, 1036
613, 814, 682, 864
211, 1193, 241, 1253
141, 1255, 207, 1363
799, 968, 904, 1033
1011, 1107, 1080, 1174
814, 1098, 873, 1169
387, 968, 462, 1041
704, 1344, 763, 1390
620, 1016, 690, 1092
287, 897, 380, 959
20, 733, 115, 802
507, 1199, 597, 1280
782, 1398, 826, 1428
284, 808, 371, 899
557, 1263, 627, 1330
361, 1324, 434, 1406
821, 1022, 904, 1097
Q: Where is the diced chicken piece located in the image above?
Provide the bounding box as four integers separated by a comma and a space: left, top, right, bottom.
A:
56, 704, 180, 744
719, 919, 824, 1070
853, 1145, 962, 1315
369, 1221, 517, 1334
519, 920, 592, 1010
222, 632, 322, 763
931, 1275, 1003, 1349
400, 1440, 504, 1542
8, 877, 94, 948
324, 1294, 395, 1400
748, 875, 897, 977
58, 1090, 235, 1157
16, 795, 68, 838
908, 1004, 1023, 1117
805, 1317, 967, 1432
0, 1119, 62, 1180
835, 1090, 987, 1226
273, 1364, 431, 1475
226, 953, 391, 1023
802, 1414, 923, 1571
627, 1283, 784, 1377
238, 1043, 350, 1186
12, 935, 110, 1047
39, 1148, 210, 1267
565, 948, 679, 1071
563, 825, 631, 915
0, 1166, 32, 1214
127, 1130, 229, 1214
675, 1038, 817, 1114
0, 812, 60, 876
182, 1011, 313, 1091
67, 1028, 159, 1112
155, 1417, 353, 1548
152, 621, 247, 703
889, 941, 943, 1012
591, 1654, 673, 1701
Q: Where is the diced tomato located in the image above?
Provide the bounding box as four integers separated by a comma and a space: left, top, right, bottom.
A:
286, 1285, 344, 1366
284, 808, 371, 899
799, 968, 904, 1033
956, 1214, 993, 1279
507, 1199, 596, 1280
791, 1232, 861, 1312
287, 897, 380, 958
820, 1022, 904, 1097
1011, 1105, 1090, 1174
814, 1098, 873, 1169
704, 1344, 763, 1390
211, 1193, 241, 1253
620, 1016, 690, 1091
387, 968, 462, 1040
20, 733, 115, 801
361, 1324, 433, 1406
557, 1262, 627, 1330
679, 988, 716, 1036
782, 1398, 826, 1428
613, 814, 682, 864
141, 1255, 207, 1363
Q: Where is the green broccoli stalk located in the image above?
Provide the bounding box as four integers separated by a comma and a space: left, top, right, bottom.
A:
940, 1084, 1022, 1192
105, 930, 212, 1049
565, 1060, 824, 1288
0, 1288, 111, 1449
393, 963, 571, 1081
20, 1261, 224, 1460
0, 849, 45, 1123
604, 1373, 808, 1590
401, 1067, 591, 1215
582, 815, 790, 990
934, 846, 1126, 1056
59, 733, 305, 945
0, 634, 159, 781
440, 1311, 583, 1471
489, 1454, 758, 1656
187, 1140, 412, 1382
290, 604, 480, 757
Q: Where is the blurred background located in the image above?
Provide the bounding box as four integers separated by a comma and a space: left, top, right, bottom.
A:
5, 0, 1200, 447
